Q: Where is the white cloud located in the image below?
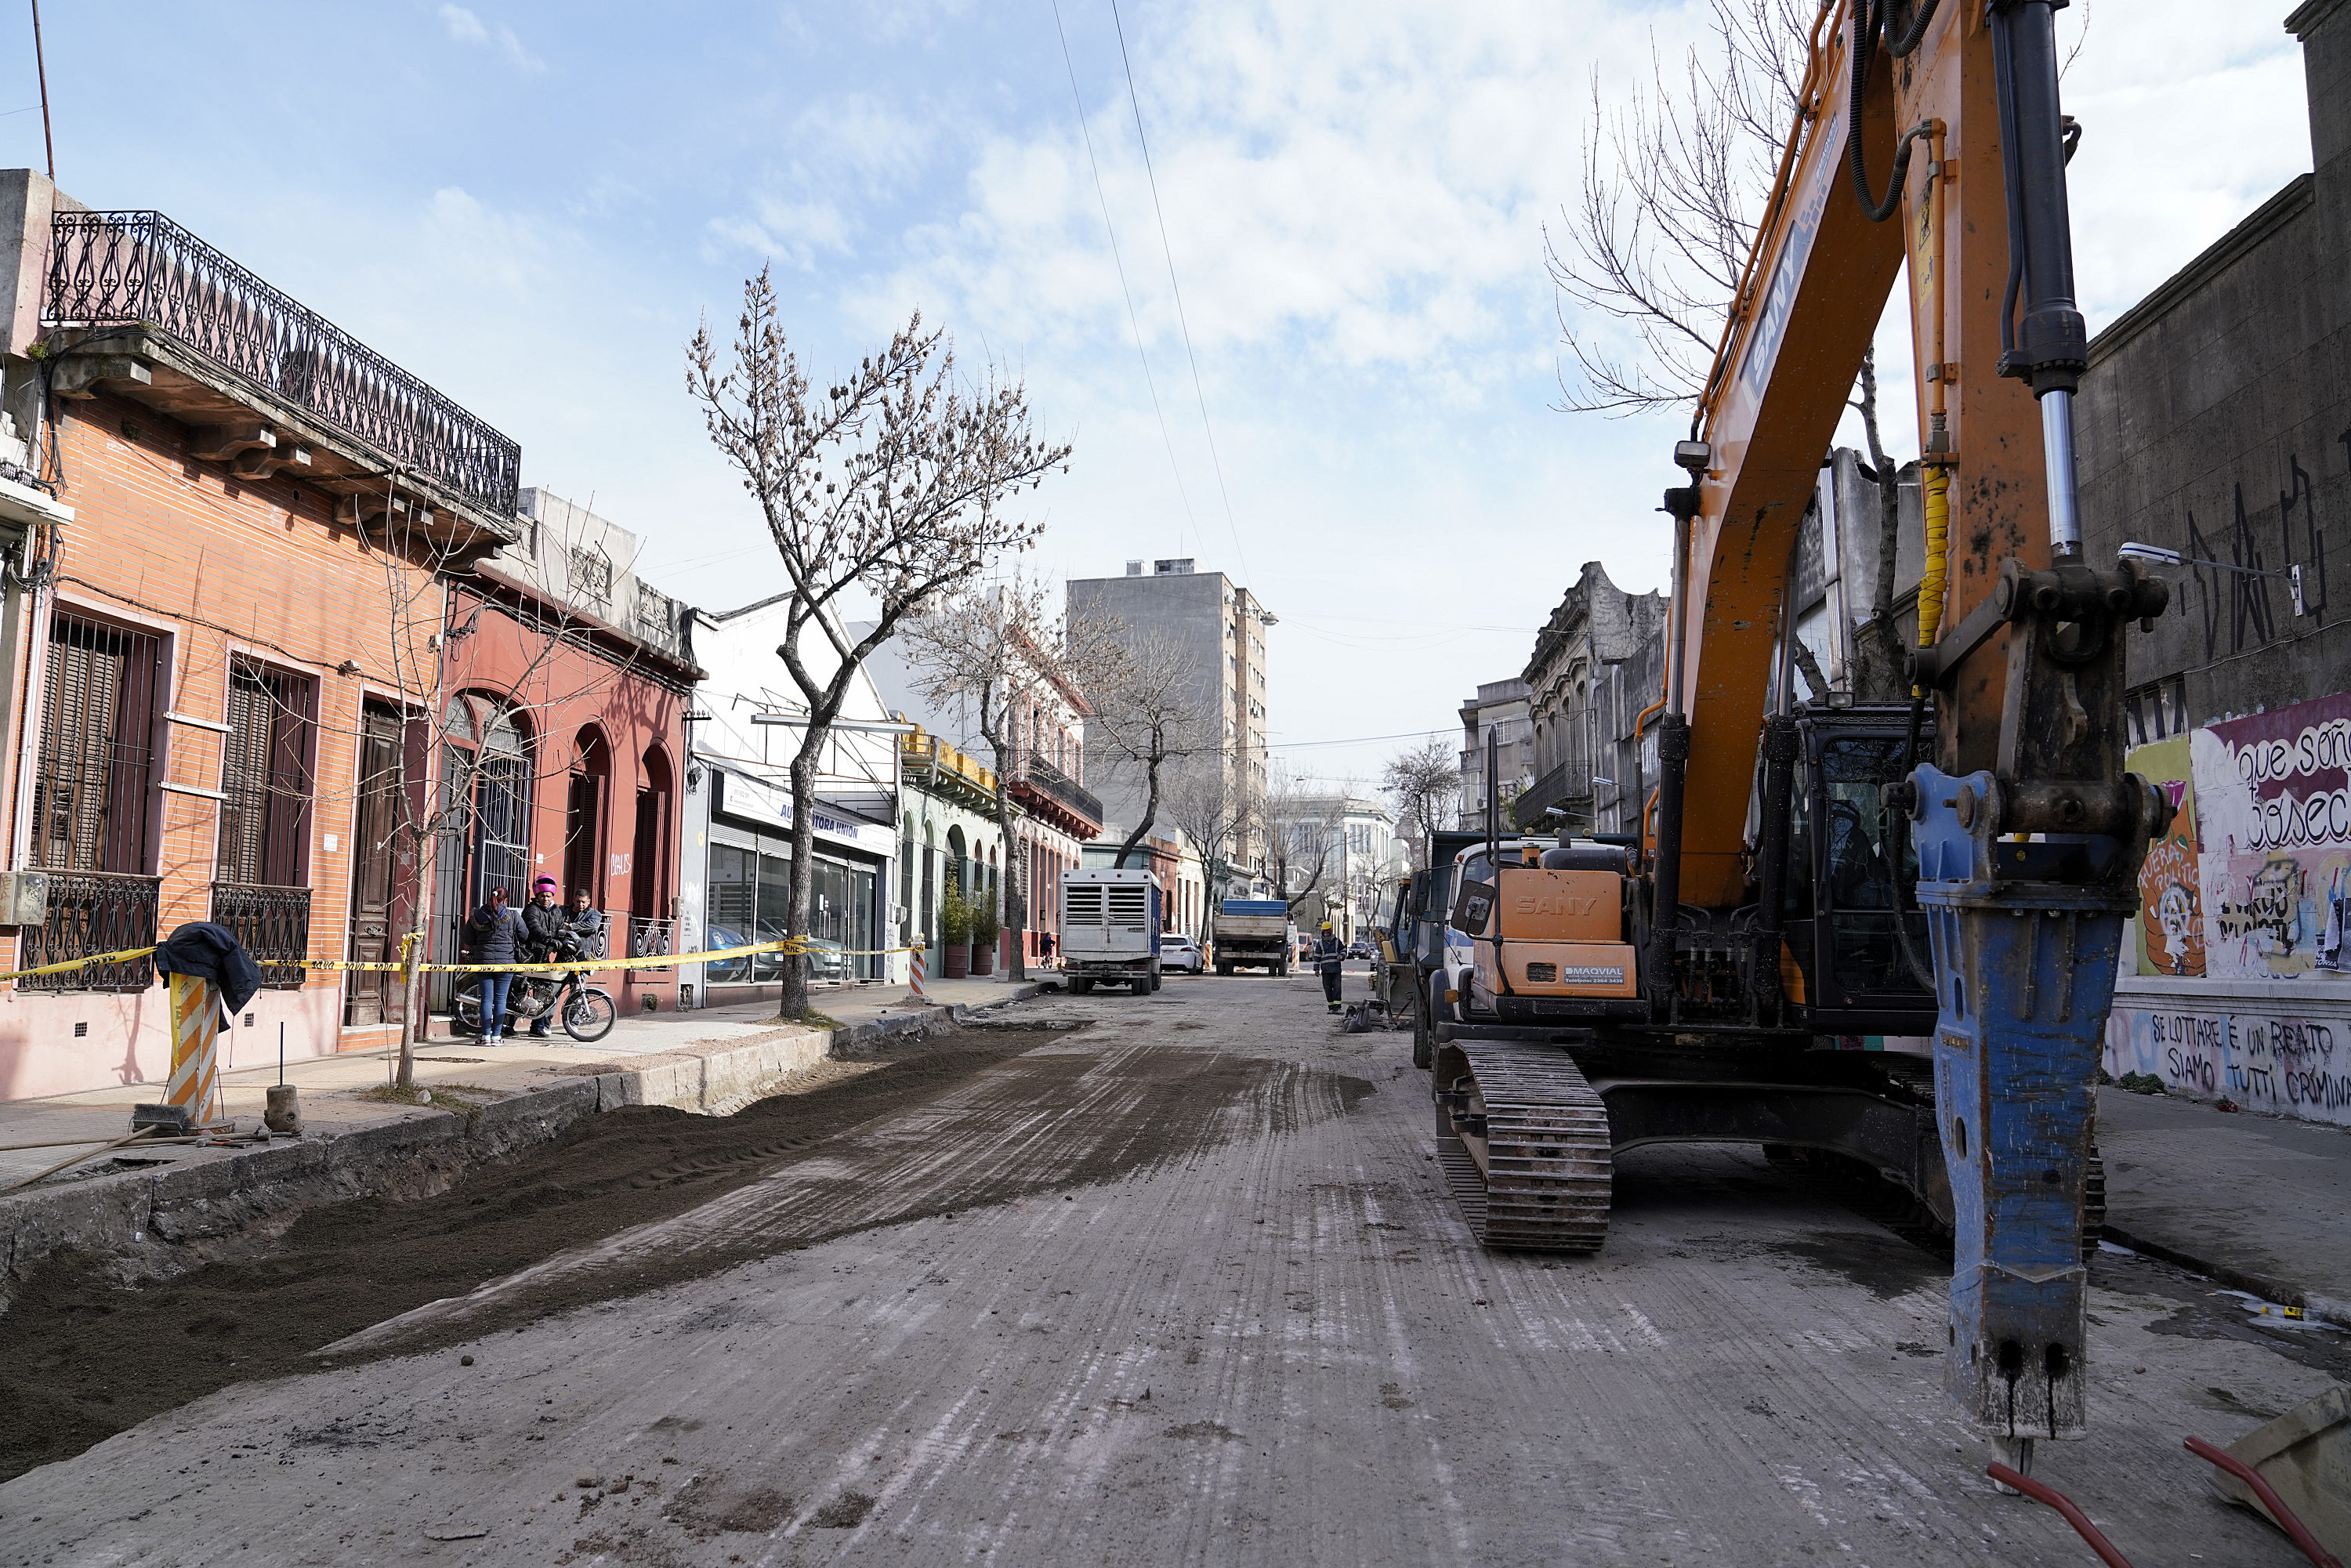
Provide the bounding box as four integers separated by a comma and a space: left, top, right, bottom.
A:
437, 4, 545, 73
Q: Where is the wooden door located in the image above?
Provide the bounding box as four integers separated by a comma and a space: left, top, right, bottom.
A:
344, 702, 407, 1027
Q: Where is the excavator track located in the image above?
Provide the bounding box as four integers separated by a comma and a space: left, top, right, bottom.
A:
1432, 1040, 1612, 1251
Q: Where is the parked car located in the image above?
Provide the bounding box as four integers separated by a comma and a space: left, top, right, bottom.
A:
1161, 934, 1206, 975
1347, 940, 1374, 961
703, 923, 789, 983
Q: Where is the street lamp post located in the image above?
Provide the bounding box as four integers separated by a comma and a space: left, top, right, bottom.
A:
2119, 541, 2306, 617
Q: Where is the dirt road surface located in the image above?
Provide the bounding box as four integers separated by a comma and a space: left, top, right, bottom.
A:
2, 971, 2342, 1566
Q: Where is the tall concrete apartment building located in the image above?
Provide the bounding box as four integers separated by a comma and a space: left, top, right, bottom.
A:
1067, 558, 1274, 873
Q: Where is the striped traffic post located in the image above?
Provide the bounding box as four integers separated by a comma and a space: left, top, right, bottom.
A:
165, 973, 220, 1124
910, 940, 928, 1002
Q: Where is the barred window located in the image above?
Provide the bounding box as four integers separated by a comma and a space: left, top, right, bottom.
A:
32, 614, 162, 873
2124, 675, 2190, 748
217, 660, 316, 887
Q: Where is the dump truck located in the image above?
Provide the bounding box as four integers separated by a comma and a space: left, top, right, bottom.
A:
1210, 898, 1289, 976
1059, 867, 1161, 995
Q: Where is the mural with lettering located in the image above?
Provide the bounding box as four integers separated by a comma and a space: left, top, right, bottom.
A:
2105, 1005, 2351, 1128
2130, 737, 2204, 976
2189, 691, 2351, 980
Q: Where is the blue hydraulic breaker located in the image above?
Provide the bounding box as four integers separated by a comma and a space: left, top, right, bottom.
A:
1893, 0, 2179, 1473
1910, 765, 2164, 1470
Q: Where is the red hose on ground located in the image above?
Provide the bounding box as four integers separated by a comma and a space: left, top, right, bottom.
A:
1985, 1465, 2137, 1568
2183, 1436, 2345, 1568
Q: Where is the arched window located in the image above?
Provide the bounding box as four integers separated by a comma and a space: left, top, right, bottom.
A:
922, 823, 938, 947
566, 726, 611, 906
632, 744, 674, 943
468, 697, 532, 907
899, 814, 915, 945
430, 693, 533, 1012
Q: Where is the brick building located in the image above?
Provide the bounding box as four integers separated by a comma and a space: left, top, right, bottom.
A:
425, 489, 697, 1019
0, 176, 514, 1099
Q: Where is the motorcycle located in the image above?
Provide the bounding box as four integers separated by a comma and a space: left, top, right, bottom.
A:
456, 958, 618, 1043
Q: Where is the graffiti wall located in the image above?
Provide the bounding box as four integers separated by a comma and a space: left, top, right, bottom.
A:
2105, 1005, 2351, 1127
2132, 735, 2203, 976
2186, 691, 2351, 980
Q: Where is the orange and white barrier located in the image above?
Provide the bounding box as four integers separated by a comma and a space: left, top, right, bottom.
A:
165, 973, 220, 1123
910, 941, 928, 1002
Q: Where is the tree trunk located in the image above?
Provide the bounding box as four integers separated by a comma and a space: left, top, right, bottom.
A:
1849, 346, 1910, 703
1115, 753, 1163, 869
995, 778, 1027, 981
782, 745, 817, 1019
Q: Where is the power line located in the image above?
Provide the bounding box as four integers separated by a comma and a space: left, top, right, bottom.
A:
1050, 0, 1201, 549
1105, 0, 1252, 587
1268, 726, 1452, 751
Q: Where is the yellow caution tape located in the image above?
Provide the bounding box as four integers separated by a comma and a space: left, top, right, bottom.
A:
0, 943, 161, 985
4, 935, 936, 985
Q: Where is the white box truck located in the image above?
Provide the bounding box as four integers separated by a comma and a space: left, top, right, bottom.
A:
1060, 867, 1163, 995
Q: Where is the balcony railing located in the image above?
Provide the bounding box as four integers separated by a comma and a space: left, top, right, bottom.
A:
900, 731, 998, 795
210, 882, 312, 990
1516, 761, 1594, 827
21, 871, 161, 992
45, 211, 522, 513
1017, 755, 1103, 828
629, 915, 675, 970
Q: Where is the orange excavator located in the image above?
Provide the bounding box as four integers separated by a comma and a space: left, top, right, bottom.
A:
1432, 0, 2170, 1476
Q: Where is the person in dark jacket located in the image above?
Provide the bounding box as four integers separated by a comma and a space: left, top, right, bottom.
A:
516, 877, 570, 1036
563, 889, 605, 959
466, 886, 523, 1040
527, 887, 607, 1037
1311, 922, 1348, 1013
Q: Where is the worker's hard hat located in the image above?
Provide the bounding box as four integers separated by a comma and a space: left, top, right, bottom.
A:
1320, 922, 1332, 931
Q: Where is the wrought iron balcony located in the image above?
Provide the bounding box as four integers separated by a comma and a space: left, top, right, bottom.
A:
45, 210, 521, 515
21, 871, 160, 992
1015, 754, 1103, 831
210, 882, 312, 990
629, 915, 675, 968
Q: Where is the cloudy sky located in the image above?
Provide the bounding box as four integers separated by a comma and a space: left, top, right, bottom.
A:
0, 2, 2314, 794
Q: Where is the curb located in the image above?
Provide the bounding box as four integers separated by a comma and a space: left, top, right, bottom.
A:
0, 980, 1056, 1305
2099, 1222, 2351, 1331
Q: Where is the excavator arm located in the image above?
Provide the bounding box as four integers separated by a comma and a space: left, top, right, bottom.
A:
1653, 0, 2170, 1472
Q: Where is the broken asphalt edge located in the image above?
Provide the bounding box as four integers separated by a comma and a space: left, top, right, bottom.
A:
0, 980, 1058, 1309
2096, 1220, 2351, 1331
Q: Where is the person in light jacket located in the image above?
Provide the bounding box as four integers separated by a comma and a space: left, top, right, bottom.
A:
466, 886, 523, 1041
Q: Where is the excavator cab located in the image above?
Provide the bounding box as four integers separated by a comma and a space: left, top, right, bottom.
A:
1777, 705, 1937, 1038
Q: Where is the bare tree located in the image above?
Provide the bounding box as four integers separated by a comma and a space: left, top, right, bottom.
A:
1549, 0, 1910, 700
688, 271, 1068, 1018
899, 571, 1089, 983
1075, 621, 1212, 870
1264, 774, 1345, 919
1163, 758, 1250, 936
1381, 740, 1460, 863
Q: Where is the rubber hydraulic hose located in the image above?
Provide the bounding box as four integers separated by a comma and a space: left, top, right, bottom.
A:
1848, 1, 1944, 222
1916, 465, 1950, 647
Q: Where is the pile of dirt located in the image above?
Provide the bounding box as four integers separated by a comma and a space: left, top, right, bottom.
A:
0, 1027, 1051, 1480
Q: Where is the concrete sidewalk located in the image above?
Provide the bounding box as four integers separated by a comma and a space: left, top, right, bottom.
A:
2096, 1085, 2351, 1324
0, 974, 1057, 1296
0, 973, 1051, 1188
